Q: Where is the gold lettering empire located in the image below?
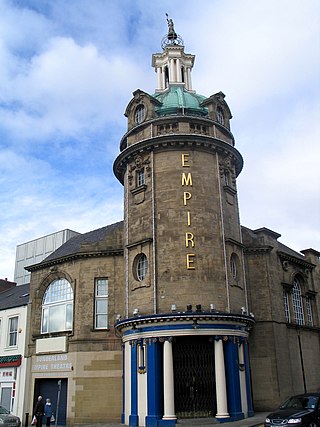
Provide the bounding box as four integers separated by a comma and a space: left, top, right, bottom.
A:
182, 153, 196, 269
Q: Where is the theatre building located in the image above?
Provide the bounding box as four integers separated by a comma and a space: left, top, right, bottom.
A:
25, 21, 320, 427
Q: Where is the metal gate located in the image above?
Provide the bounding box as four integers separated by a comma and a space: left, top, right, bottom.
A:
173, 336, 216, 418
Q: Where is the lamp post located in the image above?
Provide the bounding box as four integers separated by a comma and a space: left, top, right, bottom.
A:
297, 327, 307, 393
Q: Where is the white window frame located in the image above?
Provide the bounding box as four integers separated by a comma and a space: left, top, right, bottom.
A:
292, 276, 304, 325
94, 278, 109, 329
8, 316, 18, 347
41, 278, 73, 334
306, 297, 313, 326
137, 254, 148, 281
135, 104, 145, 124
136, 168, 145, 187
283, 291, 291, 323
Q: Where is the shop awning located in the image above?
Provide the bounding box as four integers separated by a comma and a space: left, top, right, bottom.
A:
0, 355, 22, 367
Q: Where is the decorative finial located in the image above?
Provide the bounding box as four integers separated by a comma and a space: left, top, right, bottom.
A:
161, 14, 184, 49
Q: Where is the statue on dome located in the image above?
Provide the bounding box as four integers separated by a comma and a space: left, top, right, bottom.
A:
166, 13, 177, 40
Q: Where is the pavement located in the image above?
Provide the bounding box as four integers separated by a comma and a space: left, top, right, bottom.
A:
74, 412, 268, 427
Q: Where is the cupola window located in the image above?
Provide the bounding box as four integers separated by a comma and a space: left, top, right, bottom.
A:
136, 168, 145, 187
216, 107, 224, 125
135, 104, 146, 124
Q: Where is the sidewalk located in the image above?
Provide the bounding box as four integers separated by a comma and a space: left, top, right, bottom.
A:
75, 412, 268, 427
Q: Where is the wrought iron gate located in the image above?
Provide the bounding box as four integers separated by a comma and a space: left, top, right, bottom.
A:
173, 336, 216, 418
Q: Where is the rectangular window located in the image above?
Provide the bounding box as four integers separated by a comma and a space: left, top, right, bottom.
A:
306, 297, 313, 326
136, 169, 145, 187
8, 317, 18, 347
94, 278, 108, 329
283, 291, 290, 323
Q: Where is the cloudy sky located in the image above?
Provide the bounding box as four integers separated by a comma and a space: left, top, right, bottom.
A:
1, 0, 319, 281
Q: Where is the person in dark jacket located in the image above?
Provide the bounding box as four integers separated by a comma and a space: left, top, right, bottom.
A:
44, 398, 53, 426
34, 395, 45, 427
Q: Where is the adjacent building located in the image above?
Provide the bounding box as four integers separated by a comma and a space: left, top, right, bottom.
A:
14, 229, 80, 285
0, 283, 30, 420
23, 20, 319, 427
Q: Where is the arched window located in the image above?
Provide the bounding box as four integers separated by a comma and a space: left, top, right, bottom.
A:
134, 104, 146, 124
216, 107, 224, 125
292, 276, 304, 325
41, 278, 73, 333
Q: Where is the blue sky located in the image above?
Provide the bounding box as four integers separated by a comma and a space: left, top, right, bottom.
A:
1, 0, 319, 280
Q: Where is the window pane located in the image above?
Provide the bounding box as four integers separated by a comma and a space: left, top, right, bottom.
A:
96, 299, 108, 314
94, 278, 108, 329
41, 308, 48, 333
306, 297, 313, 326
9, 317, 18, 346
66, 304, 73, 330
96, 315, 108, 328
96, 279, 108, 296
43, 278, 73, 304
283, 291, 290, 323
49, 305, 66, 332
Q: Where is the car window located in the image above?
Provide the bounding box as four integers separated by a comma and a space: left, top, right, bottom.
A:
280, 396, 319, 410
0, 406, 9, 414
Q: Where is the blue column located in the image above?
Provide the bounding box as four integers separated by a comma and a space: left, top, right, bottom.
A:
224, 337, 244, 421
121, 343, 125, 424
243, 340, 254, 417
129, 342, 139, 426
146, 340, 163, 427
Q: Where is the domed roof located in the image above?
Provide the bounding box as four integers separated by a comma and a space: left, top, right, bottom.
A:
153, 85, 208, 117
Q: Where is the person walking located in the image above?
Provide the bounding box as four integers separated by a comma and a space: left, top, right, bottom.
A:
44, 398, 54, 426
34, 396, 45, 427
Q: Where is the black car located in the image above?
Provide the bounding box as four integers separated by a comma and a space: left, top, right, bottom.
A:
0, 405, 21, 427
265, 393, 320, 427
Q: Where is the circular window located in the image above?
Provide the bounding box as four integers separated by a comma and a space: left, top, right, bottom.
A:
134, 104, 146, 124
134, 253, 148, 281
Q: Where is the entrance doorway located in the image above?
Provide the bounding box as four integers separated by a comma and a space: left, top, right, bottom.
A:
34, 378, 68, 425
173, 336, 216, 418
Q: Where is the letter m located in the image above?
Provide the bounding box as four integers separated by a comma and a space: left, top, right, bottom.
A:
182, 172, 193, 186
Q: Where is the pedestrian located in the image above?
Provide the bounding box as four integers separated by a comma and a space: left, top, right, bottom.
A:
44, 398, 53, 426
34, 396, 45, 427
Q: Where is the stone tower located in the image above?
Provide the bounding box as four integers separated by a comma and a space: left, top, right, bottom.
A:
114, 18, 254, 427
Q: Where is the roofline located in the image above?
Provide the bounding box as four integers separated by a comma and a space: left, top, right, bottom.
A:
26, 248, 124, 272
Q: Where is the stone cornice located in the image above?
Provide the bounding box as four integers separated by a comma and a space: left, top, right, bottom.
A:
26, 249, 124, 272
225, 237, 245, 249
277, 251, 315, 269
114, 133, 243, 184
244, 246, 273, 254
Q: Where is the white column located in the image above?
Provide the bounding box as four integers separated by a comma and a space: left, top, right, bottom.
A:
186, 67, 192, 90
163, 340, 176, 420
161, 66, 166, 89
124, 342, 131, 425
214, 338, 229, 418
176, 58, 182, 83
169, 59, 175, 83
238, 343, 248, 417
156, 67, 162, 90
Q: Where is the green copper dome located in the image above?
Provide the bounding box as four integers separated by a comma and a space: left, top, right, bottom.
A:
153, 85, 208, 117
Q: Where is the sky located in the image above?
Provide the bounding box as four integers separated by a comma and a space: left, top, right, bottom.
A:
0, 0, 319, 281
